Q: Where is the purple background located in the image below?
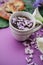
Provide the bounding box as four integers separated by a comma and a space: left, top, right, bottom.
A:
0, 0, 43, 64
0, 28, 43, 65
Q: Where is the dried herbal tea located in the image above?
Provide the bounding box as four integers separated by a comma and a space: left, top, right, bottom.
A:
11, 16, 33, 30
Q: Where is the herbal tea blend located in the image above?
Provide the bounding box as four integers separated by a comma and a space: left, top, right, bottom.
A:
11, 16, 33, 30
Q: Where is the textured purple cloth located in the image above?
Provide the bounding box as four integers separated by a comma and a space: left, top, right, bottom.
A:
0, 28, 43, 65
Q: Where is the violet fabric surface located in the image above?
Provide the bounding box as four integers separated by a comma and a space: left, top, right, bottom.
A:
0, 28, 43, 65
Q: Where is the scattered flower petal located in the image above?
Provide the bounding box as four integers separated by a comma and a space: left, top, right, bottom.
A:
34, 63, 38, 65
25, 57, 32, 63
31, 42, 35, 45
29, 54, 33, 58
27, 62, 34, 65
40, 55, 43, 61
23, 41, 29, 47
25, 47, 30, 54
25, 47, 34, 54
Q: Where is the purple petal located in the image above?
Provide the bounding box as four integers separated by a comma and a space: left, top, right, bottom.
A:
33, 0, 43, 7
28, 22, 33, 28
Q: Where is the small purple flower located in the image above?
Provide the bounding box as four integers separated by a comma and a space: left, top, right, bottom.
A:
33, 0, 43, 8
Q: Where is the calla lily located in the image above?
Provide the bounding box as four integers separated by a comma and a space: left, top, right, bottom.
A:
33, 8, 43, 23
36, 37, 43, 53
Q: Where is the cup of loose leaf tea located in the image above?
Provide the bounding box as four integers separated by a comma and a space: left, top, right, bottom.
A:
9, 11, 42, 41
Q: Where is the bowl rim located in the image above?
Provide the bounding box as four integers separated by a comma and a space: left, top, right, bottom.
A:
9, 11, 36, 32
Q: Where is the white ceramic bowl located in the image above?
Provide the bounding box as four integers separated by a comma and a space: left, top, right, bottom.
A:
9, 11, 42, 41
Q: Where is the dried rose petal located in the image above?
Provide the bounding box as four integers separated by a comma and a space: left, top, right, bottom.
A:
28, 22, 33, 28
11, 16, 33, 30
40, 29, 43, 32
24, 27, 29, 31
25, 47, 34, 55
25, 47, 30, 54
23, 41, 29, 47
17, 22, 22, 26
25, 57, 32, 63
29, 54, 33, 58
27, 62, 34, 65
34, 63, 38, 65
12, 18, 17, 23
29, 49, 34, 54
40, 55, 43, 61
31, 42, 35, 45
18, 17, 23, 21
18, 25, 24, 30
24, 19, 28, 25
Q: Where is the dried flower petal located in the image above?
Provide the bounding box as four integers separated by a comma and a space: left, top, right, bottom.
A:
27, 62, 34, 65
31, 42, 35, 45
40, 55, 43, 61
23, 41, 29, 47
25, 47, 34, 54
12, 16, 33, 30
29, 54, 33, 58
25, 47, 30, 54
34, 63, 38, 65
28, 22, 33, 28
25, 57, 32, 63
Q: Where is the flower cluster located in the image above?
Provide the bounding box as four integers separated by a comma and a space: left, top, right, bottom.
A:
33, 0, 43, 7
